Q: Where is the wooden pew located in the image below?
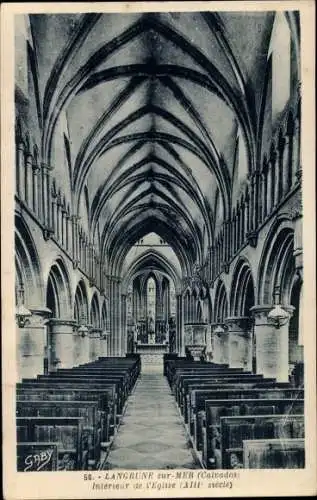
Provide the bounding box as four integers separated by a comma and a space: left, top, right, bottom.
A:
16, 416, 86, 470
243, 438, 305, 469
17, 442, 59, 471
17, 383, 118, 438
165, 361, 229, 386
177, 375, 276, 416
167, 364, 231, 387
174, 370, 256, 403
220, 414, 305, 469
203, 398, 304, 469
163, 354, 183, 375
190, 387, 304, 447
22, 377, 126, 415
16, 387, 113, 444
56, 367, 138, 393
16, 400, 102, 467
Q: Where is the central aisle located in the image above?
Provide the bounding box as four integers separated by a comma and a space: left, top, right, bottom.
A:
103, 371, 201, 469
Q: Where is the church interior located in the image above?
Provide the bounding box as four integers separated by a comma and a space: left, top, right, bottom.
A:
14, 11, 304, 471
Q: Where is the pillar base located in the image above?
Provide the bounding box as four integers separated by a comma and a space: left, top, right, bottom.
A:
250, 305, 294, 382
225, 317, 253, 371
211, 323, 229, 365
17, 307, 51, 380
49, 319, 77, 369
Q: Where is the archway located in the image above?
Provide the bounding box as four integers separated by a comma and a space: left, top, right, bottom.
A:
289, 275, 303, 363
90, 292, 101, 362
15, 215, 43, 308
74, 280, 89, 324
229, 258, 255, 371
256, 220, 297, 381
15, 215, 45, 379
213, 280, 229, 364
258, 220, 295, 305
90, 292, 100, 328
214, 280, 228, 323
46, 258, 72, 371
73, 279, 89, 365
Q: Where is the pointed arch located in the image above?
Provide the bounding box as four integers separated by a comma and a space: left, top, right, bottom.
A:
90, 292, 101, 328
230, 257, 255, 317
15, 214, 43, 307
74, 279, 89, 323
257, 217, 295, 304
214, 279, 228, 323
46, 257, 72, 319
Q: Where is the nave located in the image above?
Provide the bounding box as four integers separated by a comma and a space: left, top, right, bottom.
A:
16, 353, 304, 471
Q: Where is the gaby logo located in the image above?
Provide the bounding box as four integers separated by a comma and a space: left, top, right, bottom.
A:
24, 448, 54, 471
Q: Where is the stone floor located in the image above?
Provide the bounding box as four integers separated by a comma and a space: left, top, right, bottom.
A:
102, 370, 202, 470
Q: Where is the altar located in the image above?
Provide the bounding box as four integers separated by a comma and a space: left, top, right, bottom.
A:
135, 343, 169, 373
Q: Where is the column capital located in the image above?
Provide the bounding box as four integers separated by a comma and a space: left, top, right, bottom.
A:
32, 163, 40, 173
224, 316, 253, 332
210, 322, 228, 333
49, 318, 77, 331
250, 304, 294, 325
41, 162, 54, 172
28, 306, 52, 325
89, 328, 102, 338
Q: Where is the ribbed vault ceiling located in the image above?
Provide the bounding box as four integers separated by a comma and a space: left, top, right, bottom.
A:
30, 11, 277, 276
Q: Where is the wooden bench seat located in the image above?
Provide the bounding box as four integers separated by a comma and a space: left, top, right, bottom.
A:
243, 438, 305, 469
16, 416, 86, 470
165, 361, 229, 385
174, 370, 254, 399
203, 398, 305, 469
176, 375, 274, 413
188, 387, 304, 441
17, 382, 118, 436
22, 377, 126, 414
56, 368, 138, 392
220, 414, 305, 469
16, 400, 102, 467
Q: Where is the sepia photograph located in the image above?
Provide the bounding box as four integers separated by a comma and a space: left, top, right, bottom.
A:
1, 1, 316, 498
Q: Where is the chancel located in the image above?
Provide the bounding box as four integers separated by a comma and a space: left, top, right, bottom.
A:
14, 9, 304, 472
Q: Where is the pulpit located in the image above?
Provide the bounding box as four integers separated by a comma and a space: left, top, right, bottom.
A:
184, 323, 208, 360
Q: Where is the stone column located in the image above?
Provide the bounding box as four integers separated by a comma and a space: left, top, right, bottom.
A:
71, 216, 79, 266
261, 157, 269, 219
277, 133, 286, 201
250, 305, 294, 382
89, 328, 102, 362
41, 163, 52, 229
32, 163, 40, 214
109, 278, 115, 355
16, 307, 51, 380
211, 324, 229, 365
100, 332, 109, 357
293, 210, 303, 279
109, 277, 121, 356
25, 152, 33, 208
73, 324, 90, 366
205, 324, 213, 361
176, 294, 184, 355
121, 294, 127, 356
225, 317, 253, 371
115, 279, 122, 356
16, 140, 25, 199
48, 319, 77, 370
